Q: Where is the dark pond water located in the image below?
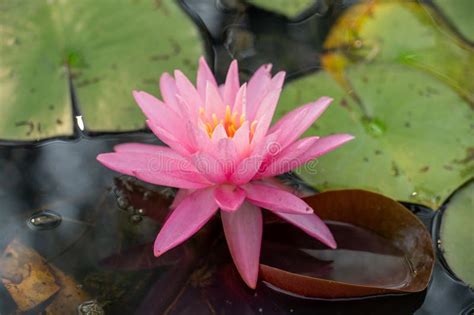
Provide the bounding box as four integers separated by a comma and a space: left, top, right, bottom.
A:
0, 134, 472, 314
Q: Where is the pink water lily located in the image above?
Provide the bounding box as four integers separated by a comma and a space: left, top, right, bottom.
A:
97, 57, 353, 288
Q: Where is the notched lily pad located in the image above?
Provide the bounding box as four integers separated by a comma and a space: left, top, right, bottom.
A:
323, 2, 474, 106
259, 189, 434, 298
0, 0, 204, 140
276, 64, 474, 208
440, 181, 474, 286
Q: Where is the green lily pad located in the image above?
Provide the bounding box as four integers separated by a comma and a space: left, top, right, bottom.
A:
276, 64, 474, 208
245, 0, 316, 19
441, 181, 474, 286
0, 1, 73, 141
324, 2, 474, 106
0, 0, 203, 140
433, 0, 474, 43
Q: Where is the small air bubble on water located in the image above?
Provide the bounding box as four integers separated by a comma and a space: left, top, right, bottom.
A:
27, 210, 62, 230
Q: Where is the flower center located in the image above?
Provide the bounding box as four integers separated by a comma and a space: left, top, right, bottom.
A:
199, 105, 257, 139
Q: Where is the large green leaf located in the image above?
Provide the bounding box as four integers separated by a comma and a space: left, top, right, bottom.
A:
324, 2, 474, 106
441, 181, 474, 286
0, 0, 204, 140
433, 0, 474, 43
276, 64, 474, 208
0, 1, 73, 141
245, 0, 316, 19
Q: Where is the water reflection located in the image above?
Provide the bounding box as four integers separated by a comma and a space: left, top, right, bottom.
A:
264, 221, 413, 289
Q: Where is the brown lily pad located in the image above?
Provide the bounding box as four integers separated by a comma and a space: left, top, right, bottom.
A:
259, 189, 435, 298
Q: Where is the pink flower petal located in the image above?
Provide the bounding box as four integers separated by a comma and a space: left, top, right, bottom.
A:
251, 90, 282, 144
170, 189, 192, 209
133, 91, 184, 138
191, 151, 227, 184
248, 71, 285, 121
211, 124, 228, 143
223, 60, 240, 106
232, 121, 250, 156
97, 152, 209, 189
159, 73, 179, 110
247, 64, 272, 119
232, 83, 247, 115
221, 202, 262, 288
114, 142, 176, 154
230, 131, 280, 184
230, 156, 262, 185
146, 120, 191, 155
258, 134, 354, 178
273, 211, 337, 249
174, 70, 202, 113
214, 185, 246, 211
186, 121, 211, 153
205, 81, 225, 118
297, 134, 354, 162
215, 138, 239, 177
197, 57, 218, 99
154, 188, 219, 256
269, 97, 333, 149
256, 136, 319, 178
134, 170, 209, 189
243, 182, 313, 214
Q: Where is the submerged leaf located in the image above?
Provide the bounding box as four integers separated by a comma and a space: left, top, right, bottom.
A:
440, 181, 474, 286
259, 189, 435, 298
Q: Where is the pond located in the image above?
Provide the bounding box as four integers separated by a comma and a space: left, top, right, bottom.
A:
0, 134, 472, 314
0, 0, 473, 314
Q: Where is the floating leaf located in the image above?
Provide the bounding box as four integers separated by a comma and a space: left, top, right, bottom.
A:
324, 2, 474, 105
432, 0, 474, 43
276, 64, 474, 208
440, 181, 474, 286
0, 1, 73, 141
0, 0, 204, 140
245, 0, 316, 19
260, 189, 435, 298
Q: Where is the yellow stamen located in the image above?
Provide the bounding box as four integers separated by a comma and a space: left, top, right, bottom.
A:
199, 107, 253, 139
250, 120, 258, 136
225, 105, 231, 123
205, 123, 213, 135
228, 125, 236, 137
212, 114, 218, 127
240, 114, 246, 125
231, 112, 238, 126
